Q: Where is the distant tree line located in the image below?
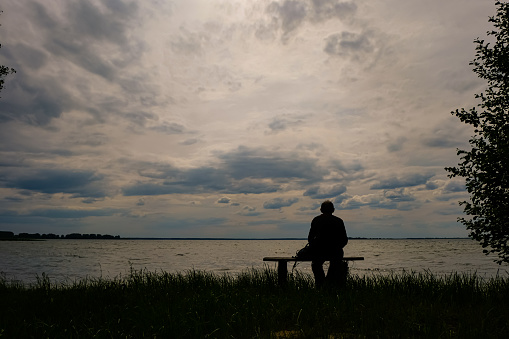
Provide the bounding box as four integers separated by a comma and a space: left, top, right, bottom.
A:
0, 231, 120, 240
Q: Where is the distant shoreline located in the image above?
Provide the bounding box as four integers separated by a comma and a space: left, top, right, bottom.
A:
0, 230, 470, 241
1, 237, 471, 241
122, 237, 471, 240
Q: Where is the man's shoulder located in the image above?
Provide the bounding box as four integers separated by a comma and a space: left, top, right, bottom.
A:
332, 215, 344, 222
312, 214, 344, 223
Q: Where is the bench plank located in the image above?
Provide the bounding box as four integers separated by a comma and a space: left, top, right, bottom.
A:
263, 256, 364, 262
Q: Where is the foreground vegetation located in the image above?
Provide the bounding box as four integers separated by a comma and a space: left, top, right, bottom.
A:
1, 268, 508, 338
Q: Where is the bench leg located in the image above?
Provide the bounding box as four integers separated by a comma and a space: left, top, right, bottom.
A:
277, 260, 288, 286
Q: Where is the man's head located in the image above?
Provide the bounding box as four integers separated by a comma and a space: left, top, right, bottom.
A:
320, 200, 335, 214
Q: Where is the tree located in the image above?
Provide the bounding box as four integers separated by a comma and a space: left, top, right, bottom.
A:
446, 1, 509, 264
0, 10, 16, 96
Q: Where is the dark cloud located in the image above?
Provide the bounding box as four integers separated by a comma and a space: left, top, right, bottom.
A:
219, 146, 326, 181
43, 0, 140, 80
266, 0, 357, 42
324, 31, 374, 59
238, 205, 261, 216
309, 0, 357, 22
123, 183, 180, 196
443, 180, 466, 193
4, 196, 24, 203
123, 178, 281, 196
0, 73, 69, 125
9, 44, 48, 70
270, 0, 307, 35
123, 146, 327, 196
425, 181, 440, 190
217, 197, 231, 204
4, 169, 108, 198
150, 122, 187, 134
327, 159, 366, 181
263, 197, 299, 209
68, 1, 137, 44
0, 0, 148, 127
171, 28, 205, 56
370, 173, 434, 190
26, 208, 124, 218
383, 189, 415, 202
230, 180, 282, 194
387, 137, 408, 152
298, 201, 321, 211
333, 194, 350, 204
266, 116, 304, 133
422, 136, 461, 148
180, 138, 199, 146
303, 184, 347, 199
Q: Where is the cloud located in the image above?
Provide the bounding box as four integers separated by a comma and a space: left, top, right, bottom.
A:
268, 0, 307, 39
387, 137, 408, 153
42, 0, 140, 80
266, 116, 304, 133
122, 146, 330, 196
263, 197, 299, 209
309, 0, 357, 22
217, 197, 231, 204
324, 31, 375, 59
303, 184, 347, 199
339, 194, 397, 210
219, 146, 326, 181
149, 122, 187, 135
370, 173, 434, 190
0, 0, 496, 238
28, 208, 124, 218
0, 0, 150, 126
0, 73, 69, 125
383, 188, 415, 202
180, 138, 199, 146
4, 169, 108, 198
265, 0, 357, 42
238, 205, 261, 216
298, 201, 321, 212
443, 180, 466, 193
0, 208, 125, 219
171, 28, 206, 56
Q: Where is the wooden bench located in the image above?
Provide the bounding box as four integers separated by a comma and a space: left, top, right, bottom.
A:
263, 256, 364, 286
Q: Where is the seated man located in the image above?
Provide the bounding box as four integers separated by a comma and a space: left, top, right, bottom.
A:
308, 200, 348, 287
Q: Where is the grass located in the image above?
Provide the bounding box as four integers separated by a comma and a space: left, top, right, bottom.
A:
1, 267, 508, 338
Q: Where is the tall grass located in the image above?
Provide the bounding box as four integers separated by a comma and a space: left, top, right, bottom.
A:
1, 267, 508, 338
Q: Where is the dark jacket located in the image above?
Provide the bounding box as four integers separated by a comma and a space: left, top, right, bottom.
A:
308, 213, 348, 258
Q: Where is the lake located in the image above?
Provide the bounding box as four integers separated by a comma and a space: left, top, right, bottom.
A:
1, 239, 508, 284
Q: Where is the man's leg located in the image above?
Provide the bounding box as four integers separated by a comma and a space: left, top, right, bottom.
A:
311, 259, 326, 287
326, 250, 346, 285
327, 260, 348, 285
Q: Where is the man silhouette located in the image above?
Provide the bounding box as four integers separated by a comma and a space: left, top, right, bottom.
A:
308, 200, 348, 287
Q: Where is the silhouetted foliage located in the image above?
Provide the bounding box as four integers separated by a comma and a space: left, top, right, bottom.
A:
446, 1, 509, 264
0, 11, 16, 96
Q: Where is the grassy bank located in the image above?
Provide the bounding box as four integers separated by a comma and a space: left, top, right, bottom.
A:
1, 268, 508, 338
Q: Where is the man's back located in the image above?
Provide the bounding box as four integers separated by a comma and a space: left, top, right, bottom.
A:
308, 213, 348, 256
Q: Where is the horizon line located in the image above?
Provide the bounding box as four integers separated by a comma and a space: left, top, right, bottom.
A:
121, 237, 470, 240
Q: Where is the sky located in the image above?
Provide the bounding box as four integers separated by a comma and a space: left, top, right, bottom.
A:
0, 0, 498, 238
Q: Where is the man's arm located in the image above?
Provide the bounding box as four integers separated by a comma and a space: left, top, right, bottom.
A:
308, 218, 317, 243
339, 220, 348, 248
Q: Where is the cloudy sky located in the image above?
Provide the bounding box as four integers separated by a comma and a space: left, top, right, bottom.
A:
0, 0, 497, 238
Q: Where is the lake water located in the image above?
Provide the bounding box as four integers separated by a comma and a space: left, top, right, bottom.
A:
1, 239, 508, 284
